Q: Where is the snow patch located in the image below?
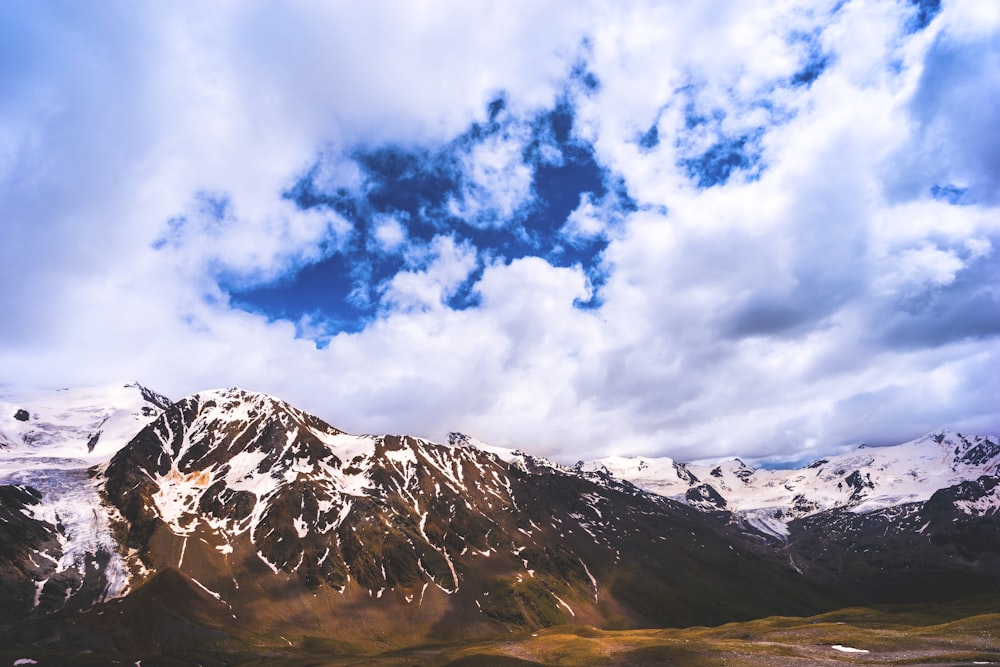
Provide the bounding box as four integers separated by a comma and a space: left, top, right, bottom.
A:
741, 509, 790, 540
190, 577, 224, 602
292, 515, 309, 538
579, 557, 599, 601
152, 466, 217, 534
256, 551, 280, 574
831, 645, 869, 653
553, 593, 575, 617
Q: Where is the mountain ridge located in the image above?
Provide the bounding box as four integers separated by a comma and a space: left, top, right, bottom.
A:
580, 427, 1000, 536
1, 383, 998, 658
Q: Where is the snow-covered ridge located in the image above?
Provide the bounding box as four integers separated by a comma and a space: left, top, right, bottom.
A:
580, 429, 1000, 530
0, 382, 168, 463
0, 383, 173, 609
5, 382, 999, 619
447, 431, 566, 472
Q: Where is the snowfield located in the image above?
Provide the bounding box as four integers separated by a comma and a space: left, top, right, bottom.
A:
0, 383, 169, 605
581, 429, 1000, 537
3, 381, 999, 621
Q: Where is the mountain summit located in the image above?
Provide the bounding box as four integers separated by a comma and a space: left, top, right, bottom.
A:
1, 385, 998, 657
582, 429, 1000, 536
96, 387, 833, 642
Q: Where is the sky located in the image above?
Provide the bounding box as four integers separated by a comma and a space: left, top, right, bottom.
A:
2, 0, 999, 465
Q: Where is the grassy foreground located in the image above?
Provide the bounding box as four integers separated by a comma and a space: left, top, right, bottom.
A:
2, 596, 999, 666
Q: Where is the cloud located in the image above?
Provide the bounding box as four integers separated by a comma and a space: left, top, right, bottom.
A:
380, 235, 478, 313
1, 0, 998, 466
370, 214, 408, 255
448, 123, 536, 228
884, 13, 1000, 204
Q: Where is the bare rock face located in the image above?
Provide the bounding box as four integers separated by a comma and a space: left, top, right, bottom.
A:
5, 387, 998, 659
98, 388, 834, 644
0, 485, 62, 622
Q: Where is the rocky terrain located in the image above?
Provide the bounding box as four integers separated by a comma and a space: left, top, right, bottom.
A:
0, 383, 997, 662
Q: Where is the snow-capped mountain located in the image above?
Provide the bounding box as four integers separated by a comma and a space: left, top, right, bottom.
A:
0, 386, 835, 644
0, 382, 170, 459
581, 429, 1000, 539
1, 384, 998, 655
0, 383, 171, 617
95, 387, 834, 641
581, 431, 1000, 603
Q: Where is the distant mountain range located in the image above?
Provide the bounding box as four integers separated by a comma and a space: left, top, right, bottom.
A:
1, 383, 998, 658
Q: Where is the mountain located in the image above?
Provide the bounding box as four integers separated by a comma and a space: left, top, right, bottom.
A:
95, 388, 836, 643
1, 386, 839, 652
581, 430, 1000, 538
0, 382, 171, 457
1, 384, 998, 661
582, 430, 1000, 601
0, 383, 170, 622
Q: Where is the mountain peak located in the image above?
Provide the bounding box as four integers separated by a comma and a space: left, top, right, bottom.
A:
4, 386, 1000, 656
0, 382, 172, 459
101, 396, 829, 635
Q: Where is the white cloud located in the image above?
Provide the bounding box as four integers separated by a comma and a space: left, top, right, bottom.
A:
380, 235, 477, 312
560, 193, 606, 244
940, 0, 1000, 39
1, 0, 998, 465
370, 215, 408, 254
449, 126, 536, 228
874, 242, 964, 297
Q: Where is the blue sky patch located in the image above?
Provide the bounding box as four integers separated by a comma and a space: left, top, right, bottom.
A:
789, 32, 831, 88
669, 83, 775, 189
151, 191, 232, 250
680, 132, 764, 188
905, 0, 942, 34
930, 184, 969, 205
638, 123, 659, 151
224, 94, 634, 336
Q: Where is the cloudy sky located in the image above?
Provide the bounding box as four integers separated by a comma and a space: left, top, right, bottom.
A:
2, 0, 998, 464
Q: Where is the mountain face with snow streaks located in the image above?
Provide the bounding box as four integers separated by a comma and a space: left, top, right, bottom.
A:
582, 430, 1000, 533
0, 383, 171, 623
1, 383, 998, 655
97, 388, 834, 641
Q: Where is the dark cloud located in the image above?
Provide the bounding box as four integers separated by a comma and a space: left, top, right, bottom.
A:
724, 301, 817, 338
890, 33, 1000, 204
876, 254, 1000, 349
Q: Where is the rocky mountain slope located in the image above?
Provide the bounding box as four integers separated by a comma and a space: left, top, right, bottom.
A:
0, 384, 998, 657
582, 430, 1000, 537
0, 383, 170, 620
582, 431, 1000, 600
94, 389, 834, 642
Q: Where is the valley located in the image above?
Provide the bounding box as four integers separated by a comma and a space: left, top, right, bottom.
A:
2, 596, 999, 665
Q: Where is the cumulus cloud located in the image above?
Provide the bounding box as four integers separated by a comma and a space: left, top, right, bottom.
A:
370, 215, 408, 255
1, 0, 998, 464
448, 126, 536, 228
